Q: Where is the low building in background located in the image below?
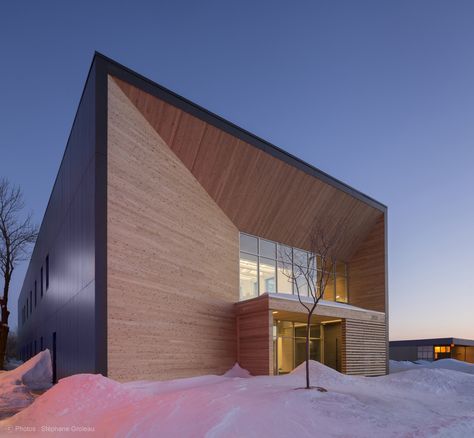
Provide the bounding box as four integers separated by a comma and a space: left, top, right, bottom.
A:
18, 53, 388, 382
390, 338, 474, 363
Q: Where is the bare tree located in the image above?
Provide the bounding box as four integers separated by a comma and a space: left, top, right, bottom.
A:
278, 222, 344, 389
0, 178, 38, 368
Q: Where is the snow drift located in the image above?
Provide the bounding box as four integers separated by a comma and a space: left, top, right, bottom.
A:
390, 358, 474, 374
1, 356, 473, 437
0, 350, 51, 419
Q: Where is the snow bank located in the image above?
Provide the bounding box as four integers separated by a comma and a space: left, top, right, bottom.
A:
390, 358, 474, 375
1, 360, 473, 437
429, 358, 474, 374
222, 363, 251, 378
389, 359, 420, 373
0, 350, 51, 420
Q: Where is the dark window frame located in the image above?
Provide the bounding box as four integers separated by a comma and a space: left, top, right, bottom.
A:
46, 254, 49, 290
40, 267, 44, 297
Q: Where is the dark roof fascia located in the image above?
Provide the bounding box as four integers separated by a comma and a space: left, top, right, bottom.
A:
390, 338, 474, 347
94, 51, 387, 213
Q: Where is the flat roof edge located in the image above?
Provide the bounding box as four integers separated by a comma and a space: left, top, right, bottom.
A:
94, 52, 387, 212
390, 338, 474, 347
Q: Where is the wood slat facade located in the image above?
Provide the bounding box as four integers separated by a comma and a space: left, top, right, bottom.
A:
342, 319, 387, 376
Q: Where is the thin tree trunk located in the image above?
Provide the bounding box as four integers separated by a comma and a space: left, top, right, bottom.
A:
0, 272, 11, 369
1, 272, 10, 325
306, 312, 312, 389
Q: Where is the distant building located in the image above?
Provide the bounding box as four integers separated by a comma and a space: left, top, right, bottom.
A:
390, 338, 474, 363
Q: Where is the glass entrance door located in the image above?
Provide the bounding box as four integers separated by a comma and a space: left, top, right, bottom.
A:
273, 320, 322, 375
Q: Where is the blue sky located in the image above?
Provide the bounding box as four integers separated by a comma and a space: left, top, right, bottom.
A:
1, 1, 473, 339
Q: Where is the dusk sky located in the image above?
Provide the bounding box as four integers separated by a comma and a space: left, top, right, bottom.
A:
1, 1, 473, 339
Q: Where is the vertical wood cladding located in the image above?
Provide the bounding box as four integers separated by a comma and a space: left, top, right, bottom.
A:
348, 215, 386, 313
235, 299, 273, 375
107, 77, 239, 381
342, 318, 387, 376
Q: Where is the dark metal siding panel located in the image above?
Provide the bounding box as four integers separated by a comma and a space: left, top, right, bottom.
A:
17, 63, 97, 379
94, 57, 108, 376
389, 346, 418, 361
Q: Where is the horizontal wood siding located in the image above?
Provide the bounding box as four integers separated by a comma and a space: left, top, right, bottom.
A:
349, 215, 386, 312
342, 318, 387, 376
107, 77, 239, 381
236, 299, 272, 375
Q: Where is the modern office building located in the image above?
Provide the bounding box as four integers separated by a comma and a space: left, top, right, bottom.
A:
390, 338, 474, 363
18, 53, 388, 382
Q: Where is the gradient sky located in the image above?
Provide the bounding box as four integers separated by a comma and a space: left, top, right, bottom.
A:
1, 1, 473, 339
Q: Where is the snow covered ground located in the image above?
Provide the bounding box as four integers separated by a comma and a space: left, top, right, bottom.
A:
390, 358, 474, 374
1, 355, 474, 437
0, 350, 51, 420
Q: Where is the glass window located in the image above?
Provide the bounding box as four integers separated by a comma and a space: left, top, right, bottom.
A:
294, 275, 309, 297
293, 249, 308, 269
259, 239, 276, 259
294, 322, 306, 338
318, 255, 334, 273
277, 244, 292, 263
277, 261, 293, 294
240, 234, 257, 254
239, 253, 258, 299
310, 324, 321, 338
335, 275, 348, 303
320, 270, 335, 301
259, 257, 276, 293
238, 233, 349, 303
335, 261, 346, 277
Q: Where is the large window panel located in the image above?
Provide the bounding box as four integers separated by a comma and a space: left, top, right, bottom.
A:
239, 253, 258, 299
238, 232, 349, 303
277, 261, 293, 294
259, 257, 276, 293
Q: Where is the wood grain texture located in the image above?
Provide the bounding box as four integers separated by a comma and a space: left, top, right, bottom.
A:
236, 294, 387, 376
348, 215, 386, 312
235, 298, 273, 375
113, 76, 383, 262
107, 77, 239, 381
342, 318, 387, 376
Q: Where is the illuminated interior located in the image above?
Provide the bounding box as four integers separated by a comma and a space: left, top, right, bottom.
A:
239, 233, 348, 302
434, 345, 451, 360
273, 319, 342, 374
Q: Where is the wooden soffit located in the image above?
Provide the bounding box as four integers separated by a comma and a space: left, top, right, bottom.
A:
111, 75, 383, 261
